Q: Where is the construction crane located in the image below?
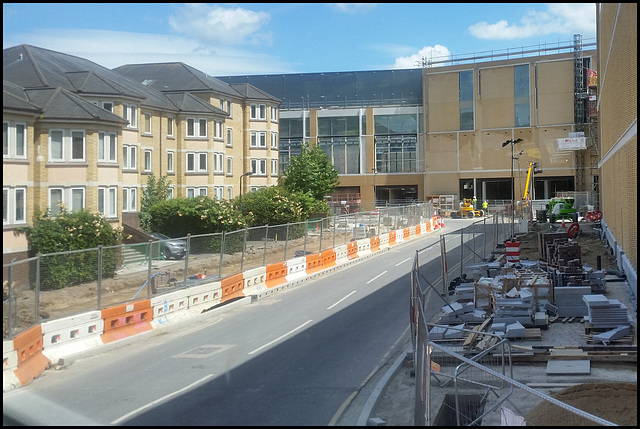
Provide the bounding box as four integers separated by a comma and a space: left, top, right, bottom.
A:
522, 162, 542, 219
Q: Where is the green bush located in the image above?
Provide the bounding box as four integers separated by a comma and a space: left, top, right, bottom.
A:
16, 207, 122, 290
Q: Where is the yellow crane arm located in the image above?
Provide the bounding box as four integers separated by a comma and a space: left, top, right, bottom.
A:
523, 162, 534, 201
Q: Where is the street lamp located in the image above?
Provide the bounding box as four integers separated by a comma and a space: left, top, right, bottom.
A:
501, 138, 523, 239
239, 171, 253, 214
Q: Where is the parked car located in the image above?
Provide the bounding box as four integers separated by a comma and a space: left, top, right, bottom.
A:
151, 232, 186, 260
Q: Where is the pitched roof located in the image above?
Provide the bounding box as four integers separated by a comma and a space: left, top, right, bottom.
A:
164, 92, 229, 116
229, 83, 280, 103
3, 80, 41, 114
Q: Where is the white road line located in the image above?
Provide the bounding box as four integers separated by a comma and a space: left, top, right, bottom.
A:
366, 271, 387, 284
327, 291, 357, 310
248, 320, 313, 355
395, 258, 411, 266
111, 374, 215, 425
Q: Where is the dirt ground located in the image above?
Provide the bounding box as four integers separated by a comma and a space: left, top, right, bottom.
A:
525, 382, 637, 426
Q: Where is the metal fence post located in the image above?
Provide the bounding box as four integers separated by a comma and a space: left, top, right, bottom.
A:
440, 235, 448, 296
148, 242, 153, 291
240, 227, 248, 273
184, 234, 191, 287
97, 245, 103, 307
460, 228, 464, 280
263, 225, 269, 266
35, 254, 41, 324
283, 223, 289, 261
219, 231, 225, 278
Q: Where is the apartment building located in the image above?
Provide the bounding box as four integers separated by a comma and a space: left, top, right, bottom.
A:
3, 45, 280, 263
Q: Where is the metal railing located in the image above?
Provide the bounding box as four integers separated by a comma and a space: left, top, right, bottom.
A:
3, 203, 434, 339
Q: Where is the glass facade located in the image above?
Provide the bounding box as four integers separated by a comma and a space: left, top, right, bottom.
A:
459, 70, 474, 130
514, 65, 530, 127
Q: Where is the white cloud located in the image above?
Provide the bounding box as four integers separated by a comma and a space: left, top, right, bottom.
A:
393, 45, 451, 69
168, 4, 272, 45
468, 3, 596, 40
329, 3, 378, 14
6, 28, 290, 75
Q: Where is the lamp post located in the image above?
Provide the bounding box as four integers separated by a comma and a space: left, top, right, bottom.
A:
502, 138, 523, 239
239, 171, 253, 214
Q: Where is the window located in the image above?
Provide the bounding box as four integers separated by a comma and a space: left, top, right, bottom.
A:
186, 118, 207, 138
123, 187, 137, 212
167, 151, 174, 173
167, 187, 174, 200
213, 152, 224, 174
220, 99, 232, 114
98, 187, 117, 218
213, 186, 224, 200
250, 131, 267, 148
102, 101, 113, 113
271, 159, 278, 176
271, 131, 278, 149
214, 120, 223, 139
143, 113, 152, 135
186, 187, 207, 198
373, 135, 418, 174
250, 158, 267, 175
226, 127, 233, 147
124, 104, 137, 128
459, 71, 474, 130
123, 145, 137, 170
48, 129, 85, 162
49, 187, 85, 215
3, 187, 26, 225
186, 152, 207, 173
514, 65, 530, 127
167, 117, 174, 137
227, 186, 233, 200
250, 103, 266, 120
98, 132, 117, 163
3, 122, 27, 159
144, 149, 152, 172
270, 106, 278, 122
226, 156, 233, 176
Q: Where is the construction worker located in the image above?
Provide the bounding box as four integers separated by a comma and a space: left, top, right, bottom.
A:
472, 196, 477, 209
482, 200, 488, 213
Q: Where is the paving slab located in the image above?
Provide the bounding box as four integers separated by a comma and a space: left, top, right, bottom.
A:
546, 360, 591, 375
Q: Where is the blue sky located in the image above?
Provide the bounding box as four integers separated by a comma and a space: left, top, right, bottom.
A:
3, 3, 596, 76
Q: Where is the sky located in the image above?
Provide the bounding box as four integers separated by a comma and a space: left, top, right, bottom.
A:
3, 3, 597, 77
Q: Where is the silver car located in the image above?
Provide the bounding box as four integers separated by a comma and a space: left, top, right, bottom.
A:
151, 232, 186, 260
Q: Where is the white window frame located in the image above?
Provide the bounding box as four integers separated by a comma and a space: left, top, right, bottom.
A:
143, 113, 152, 135
3, 187, 27, 225
98, 186, 118, 218
124, 104, 138, 129
271, 159, 278, 177
123, 145, 137, 170
250, 131, 267, 148
186, 187, 208, 198
102, 101, 114, 113
3, 121, 27, 159
226, 186, 233, 201
226, 156, 233, 176
167, 187, 175, 200
250, 158, 267, 176
70, 130, 85, 162
49, 187, 85, 215
123, 187, 137, 212
167, 117, 174, 137
271, 106, 278, 123
214, 120, 223, 139
250, 103, 267, 120
167, 151, 175, 173
48, 129, 85, 162
271, 131, 278, 149
213, 186, 224, 201
186, 118, 208, 138
213, 152, 224, 174
226, 127, 233, 147
186, 152, 208, 173
98, 131, 118, 163
144, 149, 152, 172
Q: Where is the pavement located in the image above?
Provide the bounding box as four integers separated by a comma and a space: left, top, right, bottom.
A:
350, 276, 638, 426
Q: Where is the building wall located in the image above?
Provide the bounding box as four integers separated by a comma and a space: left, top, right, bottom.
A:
597, 3, 637, 274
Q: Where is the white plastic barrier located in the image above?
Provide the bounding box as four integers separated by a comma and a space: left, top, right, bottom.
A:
3, 340, 18, 372
395, 229, 405, 243
242, 266, 268, 295
285, 256, 307, 282
151, 288, 191, 327
334, 244, 349, 265
379, 232, 390, 249
409, 225, 417, 239
356, 238, 372, 257
40, 310, 104, 364
187, 282, 222, 312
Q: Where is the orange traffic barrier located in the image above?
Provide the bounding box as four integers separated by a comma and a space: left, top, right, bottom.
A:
346, 241, 359, 259
320, 249, 336, 269
403, 227, 410, 240
388, 230, 397, 246
101, 300, 153, 344
416, 224, 421, 235
305, 252, 324, 274
12, 325, 51, 386
265, 261, 288, 288
425, 221, 432, 233
220, 272, 245, 302
370, 236, 380, 252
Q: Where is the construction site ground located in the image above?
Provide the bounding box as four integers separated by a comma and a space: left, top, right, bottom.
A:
367, 220, 637, 426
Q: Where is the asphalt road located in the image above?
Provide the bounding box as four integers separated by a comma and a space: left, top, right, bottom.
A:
3, 219, 483, 426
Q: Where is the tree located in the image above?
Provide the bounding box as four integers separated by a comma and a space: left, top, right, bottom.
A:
239, 185, 328, 227
281, 142, 340, 200
139, 174, 172, 232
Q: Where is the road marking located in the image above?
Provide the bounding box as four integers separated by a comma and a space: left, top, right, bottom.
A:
111, 374, 215, 425
366, 271, 387, 284
327, 291, 357, 310
248, 320, 313, 355
395, 258, 411, 266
